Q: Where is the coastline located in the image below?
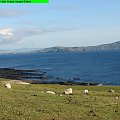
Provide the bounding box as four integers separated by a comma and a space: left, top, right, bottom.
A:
0, 68, 118, 86
0, 68, 100, 86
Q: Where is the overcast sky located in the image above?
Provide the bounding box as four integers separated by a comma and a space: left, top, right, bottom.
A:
0, 0, 120, 50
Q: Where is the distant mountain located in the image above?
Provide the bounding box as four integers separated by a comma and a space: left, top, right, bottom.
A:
0, 41, 120, 54
33, 41, 120, 53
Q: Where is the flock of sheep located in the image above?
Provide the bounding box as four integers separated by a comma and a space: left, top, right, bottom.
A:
4, 82, 117, 96
4, 83, 89, 95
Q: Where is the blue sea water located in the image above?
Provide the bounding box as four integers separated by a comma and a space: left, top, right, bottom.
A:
0, 51, 120, 85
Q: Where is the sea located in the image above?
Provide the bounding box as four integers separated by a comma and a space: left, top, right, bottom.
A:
0, 51, 120, 85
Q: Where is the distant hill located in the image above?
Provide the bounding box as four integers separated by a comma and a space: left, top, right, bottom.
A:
0, 41, 120, 54
33, 41, 120, 53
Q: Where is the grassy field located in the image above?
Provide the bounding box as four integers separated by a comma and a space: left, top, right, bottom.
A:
0, 79, 120, 120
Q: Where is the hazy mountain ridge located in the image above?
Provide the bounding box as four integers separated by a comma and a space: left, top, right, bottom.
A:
33, 41, 120, 53
0, 41, 120, 54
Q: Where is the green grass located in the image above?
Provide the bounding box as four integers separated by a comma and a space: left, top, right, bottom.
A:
0, 79, 120, 120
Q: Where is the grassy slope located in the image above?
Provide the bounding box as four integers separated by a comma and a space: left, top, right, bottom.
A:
0, 79, 120, 120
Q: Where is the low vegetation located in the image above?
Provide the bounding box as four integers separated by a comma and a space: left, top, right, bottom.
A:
0, 78, 120, 120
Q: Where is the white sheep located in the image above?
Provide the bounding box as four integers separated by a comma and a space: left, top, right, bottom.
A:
64, 88, 73, 95
108, 90, 115, 93
46, 91, 55, 94
5, 83, 11, 89
83, 90, 88, 94
116, 96, 119, 100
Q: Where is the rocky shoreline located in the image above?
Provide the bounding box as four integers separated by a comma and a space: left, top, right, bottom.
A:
0, 68, 99, 86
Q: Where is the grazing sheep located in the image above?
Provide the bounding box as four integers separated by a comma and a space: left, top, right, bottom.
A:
46, 91, 55, 94
116, 96, 119, 100
108, 90, 115, 93
5, 83, 11, 89
83, 90, 88, 94
64, 88, 73, 95
59, 94, 62, 97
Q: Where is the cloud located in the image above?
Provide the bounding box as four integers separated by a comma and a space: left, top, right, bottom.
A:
0, 27, 78, 44
0, 28, 15, 43
0, 28, 42, 44
0, 28, 14, 36
0, 9, 31, 18
0, 27, 68, 44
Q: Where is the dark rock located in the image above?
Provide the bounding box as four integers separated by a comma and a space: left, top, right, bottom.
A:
73, 77, 81, 80
0, 68, 99, 86
31, 94, 37, 96
114, 110, 118, 112
0, 68, 47, 81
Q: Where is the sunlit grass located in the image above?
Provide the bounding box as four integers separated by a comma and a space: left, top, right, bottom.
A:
0, 79, 120, 120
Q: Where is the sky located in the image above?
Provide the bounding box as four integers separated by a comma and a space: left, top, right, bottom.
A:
0, 0, 120, 50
